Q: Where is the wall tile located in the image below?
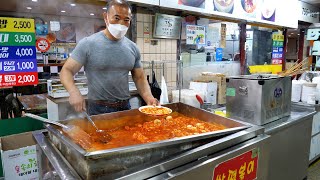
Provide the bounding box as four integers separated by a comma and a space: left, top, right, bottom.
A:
143, 54, 150, 61
137, 38, 143, 51
156, 54, 161, 61
161, 54, 166, 61
165, 54, 172, 61
137, 13, 144, 22
144, 14, 151, 23
137, 22, 143, 38
149, 43, 156, 53
143, 23, 150, 38
171, 54, 177, 61
171, 40, 177, 54
150, 54, 156, 61
160, 39, 166, 54
143, 39, 150, 53
165, 40, 172, 54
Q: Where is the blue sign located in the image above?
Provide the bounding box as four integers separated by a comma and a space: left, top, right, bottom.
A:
274, 88, 283, 98
272, 47, 284, 53
0, 46, 36, 59
0, 59, 37, 73
216, 48, 223, 61
272, 52, 283, 59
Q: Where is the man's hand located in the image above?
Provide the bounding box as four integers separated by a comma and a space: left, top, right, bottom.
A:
146, 97, 160, 106
69, 90, 86, 112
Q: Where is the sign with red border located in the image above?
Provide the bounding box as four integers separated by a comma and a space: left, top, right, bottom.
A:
212, 148, 259, 180
36, 38, 50, 52
0, 72, 38, 87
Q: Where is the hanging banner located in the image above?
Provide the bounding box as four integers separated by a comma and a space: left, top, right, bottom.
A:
0, 17, 38, 87
220, 24, 226, 48
186, 25, 206, 45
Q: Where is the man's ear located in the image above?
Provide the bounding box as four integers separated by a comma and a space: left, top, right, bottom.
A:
103, 12, 108, 20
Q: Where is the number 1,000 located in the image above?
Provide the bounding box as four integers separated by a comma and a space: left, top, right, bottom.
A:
17, 62, 34, 70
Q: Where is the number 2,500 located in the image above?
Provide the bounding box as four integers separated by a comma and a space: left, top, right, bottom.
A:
13, 21, 31, 29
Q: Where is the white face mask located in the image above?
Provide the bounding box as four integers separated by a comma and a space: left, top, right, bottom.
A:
106, 16, 128, 39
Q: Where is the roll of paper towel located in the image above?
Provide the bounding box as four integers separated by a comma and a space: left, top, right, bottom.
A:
291, 80, 303, 102
301, 83, 317, 103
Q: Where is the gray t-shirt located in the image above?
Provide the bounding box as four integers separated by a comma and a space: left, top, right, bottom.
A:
71, 31, 141, 101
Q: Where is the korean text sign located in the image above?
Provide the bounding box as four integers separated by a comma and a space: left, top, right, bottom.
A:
2, 145, 39, 180
0, 17, 38, 87
186, 25, 206, 45
153, 13, 181, 39
213, 148, 259, 180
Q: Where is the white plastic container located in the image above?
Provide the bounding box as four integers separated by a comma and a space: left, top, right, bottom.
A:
291, 80, 303, 102
172, 89, 204, 108
189, 81, 217, 105
302, 83, 317, 103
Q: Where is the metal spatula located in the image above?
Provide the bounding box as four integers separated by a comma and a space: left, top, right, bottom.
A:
83, 112, 112, 143
25, 113, 92, 150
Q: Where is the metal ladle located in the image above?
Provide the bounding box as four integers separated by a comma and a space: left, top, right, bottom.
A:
25, 113, 92, 149
83, 112, 112, 143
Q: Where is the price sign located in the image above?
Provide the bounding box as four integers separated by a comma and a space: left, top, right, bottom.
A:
0, 59, 37, 73
0, 32, 35, 46
0, 72, 38, 86
0, 17, 35, 32
272, 33, 284, 65
213, 149, 259, 180
0, 17, 38, 87
0, 46, 36, 59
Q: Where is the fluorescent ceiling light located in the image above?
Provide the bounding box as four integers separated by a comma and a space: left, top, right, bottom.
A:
26, 7, 32, 9
61, 10, 66, 13
32, 0, 37, 2
70, 3, 76, 6
90, 13, 95, 16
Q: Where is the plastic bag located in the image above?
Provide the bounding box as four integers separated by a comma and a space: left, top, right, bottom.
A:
160, 76, 169, 104
141, 71, 162, 105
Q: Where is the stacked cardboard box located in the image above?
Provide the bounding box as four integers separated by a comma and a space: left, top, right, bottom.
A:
194, 73, 226, 105
1, 132, 40, 180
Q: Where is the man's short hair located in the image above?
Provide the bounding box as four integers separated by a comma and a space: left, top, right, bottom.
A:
105, 0, 132, 13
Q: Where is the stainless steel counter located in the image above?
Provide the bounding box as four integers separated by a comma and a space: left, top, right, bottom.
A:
261, 104, 315, 180
33, 125, 268, 179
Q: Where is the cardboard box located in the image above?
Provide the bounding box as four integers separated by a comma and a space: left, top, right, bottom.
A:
1, 132, 40, 180
194, 73, 226, 104
189, 82, 217, 105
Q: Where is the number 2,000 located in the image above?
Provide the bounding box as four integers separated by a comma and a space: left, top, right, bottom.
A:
18, 75, 35, 83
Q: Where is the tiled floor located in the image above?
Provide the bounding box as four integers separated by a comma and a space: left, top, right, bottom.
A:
308, 158, 320, 180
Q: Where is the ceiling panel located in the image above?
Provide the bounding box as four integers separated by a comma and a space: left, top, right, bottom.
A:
0, 0, 106, 19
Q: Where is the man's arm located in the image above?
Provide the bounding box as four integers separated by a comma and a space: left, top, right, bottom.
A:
131, 68, 158, 105
60, 57, 85, 112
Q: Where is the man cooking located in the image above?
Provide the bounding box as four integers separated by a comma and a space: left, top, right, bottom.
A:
60, 0, 158, 115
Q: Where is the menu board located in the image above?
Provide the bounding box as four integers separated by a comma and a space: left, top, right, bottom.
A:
0, 17, 38, 87
271, 34, 284, 65
153, 14, 182, 39
128, 0, 159, 6
186, 25, 206, 45
160, 0, 298, 29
